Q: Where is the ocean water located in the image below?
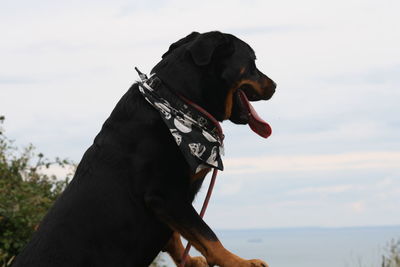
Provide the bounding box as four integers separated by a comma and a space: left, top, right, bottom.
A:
158, 226, 400, 267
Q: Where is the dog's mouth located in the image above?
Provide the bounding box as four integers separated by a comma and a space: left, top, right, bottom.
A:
230, 87, 272, 138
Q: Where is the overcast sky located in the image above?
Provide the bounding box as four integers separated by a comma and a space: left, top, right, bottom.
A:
1, 0, 399, 229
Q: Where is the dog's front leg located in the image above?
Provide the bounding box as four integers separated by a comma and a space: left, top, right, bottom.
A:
145, 194, 268, 267
163, 231, 208, 267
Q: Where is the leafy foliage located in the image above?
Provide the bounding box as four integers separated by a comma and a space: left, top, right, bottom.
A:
0, 116, 73, 266
382, 239, 400, 267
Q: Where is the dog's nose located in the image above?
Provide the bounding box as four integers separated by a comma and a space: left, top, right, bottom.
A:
272, 80, 277, 90
264, 80, 276, 100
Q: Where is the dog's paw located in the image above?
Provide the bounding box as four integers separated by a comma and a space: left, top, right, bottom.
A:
186, 256, 209, 267
244, 259, 269, 267
216, 257, 268, 267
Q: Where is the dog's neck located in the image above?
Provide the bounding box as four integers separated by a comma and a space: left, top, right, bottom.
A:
151, 63, 226, 121
136, 75, 225, 173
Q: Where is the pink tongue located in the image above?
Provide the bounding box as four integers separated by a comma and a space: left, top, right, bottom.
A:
238, 90, 272, 138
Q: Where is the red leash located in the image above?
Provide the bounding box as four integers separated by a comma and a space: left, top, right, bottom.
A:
177, 94, 223, 267
179, 168, 219, 267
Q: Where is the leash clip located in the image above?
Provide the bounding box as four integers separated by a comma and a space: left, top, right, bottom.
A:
134, 67, 148, 81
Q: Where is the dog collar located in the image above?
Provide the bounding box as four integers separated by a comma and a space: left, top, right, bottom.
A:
136, 69, 224, 174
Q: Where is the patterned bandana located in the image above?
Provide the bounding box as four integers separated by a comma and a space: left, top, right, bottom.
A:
137, 74, 224, 174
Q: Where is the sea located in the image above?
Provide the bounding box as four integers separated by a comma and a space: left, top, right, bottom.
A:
157, 226, 400, 267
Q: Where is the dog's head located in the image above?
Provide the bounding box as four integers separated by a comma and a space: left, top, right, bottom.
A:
152, 31, 276, 138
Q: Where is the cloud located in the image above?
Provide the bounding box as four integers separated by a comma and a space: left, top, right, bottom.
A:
287, 185, 355, 195
224, 151, 400, 174
322, 65, 400, 86
219, 179, 243, 196
0, 75, 38, 84
349, 201, 365, 213
226, 24, 319, 36
116, 0, 168, 17
203, 177, 400, 228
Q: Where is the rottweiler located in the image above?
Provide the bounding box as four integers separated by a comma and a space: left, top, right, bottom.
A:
13, 31, 276, 267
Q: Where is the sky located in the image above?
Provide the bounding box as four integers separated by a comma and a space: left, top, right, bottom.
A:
1, 0, 399, 229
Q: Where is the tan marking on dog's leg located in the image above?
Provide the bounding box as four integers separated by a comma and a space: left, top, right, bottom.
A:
183, 233, 268, 267
188, 236, 239, 266
164, 232, 207, 267
162, 215, 268, 266
164, 232, 186, 265
149, 186, 268, 266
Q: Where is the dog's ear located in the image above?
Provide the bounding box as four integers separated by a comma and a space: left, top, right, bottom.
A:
162, 32, 200, 59
186, 31, 232, 66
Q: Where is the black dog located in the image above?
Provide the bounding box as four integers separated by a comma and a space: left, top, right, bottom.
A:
13, 31, 276, 267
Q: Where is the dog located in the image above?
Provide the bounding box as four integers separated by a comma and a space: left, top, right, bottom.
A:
13, 31, 276, 267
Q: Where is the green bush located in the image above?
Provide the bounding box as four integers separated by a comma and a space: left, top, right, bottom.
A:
382, 239, 400, 267
0, 116, 73, 266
